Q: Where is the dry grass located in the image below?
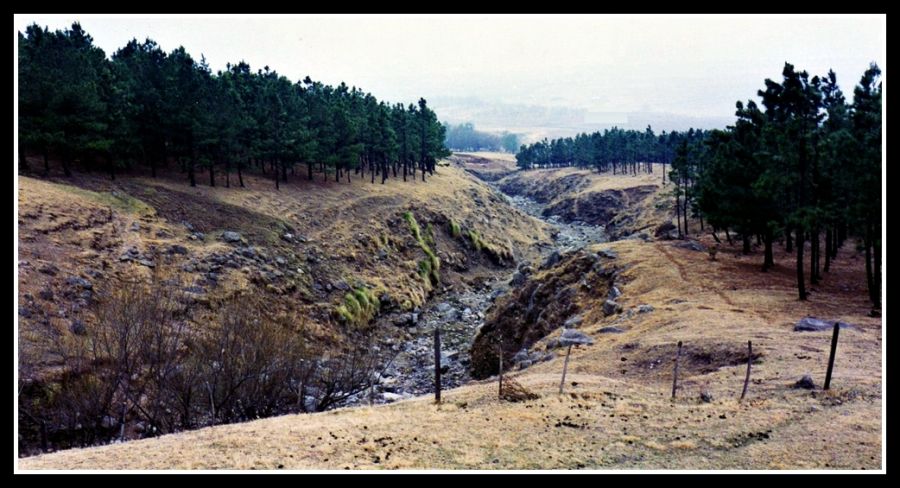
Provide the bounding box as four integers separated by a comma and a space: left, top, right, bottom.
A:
20, 232, 882, 470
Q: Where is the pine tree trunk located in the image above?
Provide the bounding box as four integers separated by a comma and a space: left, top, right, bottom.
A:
785, 228, 793, 253
763, 228, 774, 271
209, 164, 215, 187
238, 165, 244, 187
796, 225, 806, 300
824, 226, 832, 273
810, 228, 820, 284
742, 234, 751, 255
43, 151, 50, 177
873, 220, 881, 308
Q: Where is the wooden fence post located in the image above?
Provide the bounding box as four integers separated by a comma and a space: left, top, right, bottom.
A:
740, 340, 752, 402
824, 322, 841, 390
672, 341, 683, 399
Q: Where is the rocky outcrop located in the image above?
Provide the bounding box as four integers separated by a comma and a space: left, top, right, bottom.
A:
469, 248, 617, 379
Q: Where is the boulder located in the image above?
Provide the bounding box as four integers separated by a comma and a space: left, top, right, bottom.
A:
637, 304, 654, 314
221, 231, 242, 243
674, 241, 705, 252
66, 276, 93, 290
168, 244, 189, 255
794, 374, 817, 390
559, 329, 594, 347
38, 263, 59, 276
598, 326, 626, 334
603, 299, 622, 316
564, 314, 583, 328
794, 317, 857, 332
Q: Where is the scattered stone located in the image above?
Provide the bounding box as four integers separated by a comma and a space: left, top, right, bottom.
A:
38, 264, 59, 276
70, 319, 87, 336
435, 302, 453, 313
335, 281, 350, 291
598, 326, 626, 334
66, 277, 93, 290
564, 315, 583, 328
637, 304, 654, 314
794, 374, 817, 390
542, 250, 562, 269
168, 244, 189, 255
559, 329, 594, 346
794, 317, 858, 332
221, 231, 242, 243
603, 299, 622, 316
674, 241, 705, 252
699, 389, 713, 403
38, 288, 54, 300
18, 306, 32, 318
597, 249, 618, 260
282, 233, 294, 242
275, 257, 287, 266
377, 248, 388, 260
19, 260, 30, 268
512, 349, 531, 363
137, 259, 156, 268
130, 222, 141, 232
608, 286, 622, 300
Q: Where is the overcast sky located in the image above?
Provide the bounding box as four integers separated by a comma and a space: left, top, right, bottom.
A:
15, 14, 885, 123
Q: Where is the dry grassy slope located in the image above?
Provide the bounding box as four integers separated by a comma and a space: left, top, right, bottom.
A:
20, 236, 882, 470
448, 152, 519, 182
17, 165, 553, 370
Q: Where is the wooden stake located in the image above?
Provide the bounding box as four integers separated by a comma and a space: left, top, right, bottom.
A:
672, 341, 683, 399
498, 345, 504, 400
559, 345, 573, 395
740, 341, 752, 402
824, 322, 840, 390
434, 328, 442, 403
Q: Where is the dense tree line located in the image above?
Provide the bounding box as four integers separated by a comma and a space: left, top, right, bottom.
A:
18, 23, 450, 188
443, 122, 520, 153
695, 63, 882, 306
514, 125, 706, 184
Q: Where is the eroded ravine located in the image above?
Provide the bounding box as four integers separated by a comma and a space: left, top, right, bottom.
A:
354, 173, 608, 405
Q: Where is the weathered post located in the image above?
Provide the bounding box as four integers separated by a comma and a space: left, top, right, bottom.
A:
824, 322, 840, 390
740, 340, 752, 402
559, 345, 573, 395
434, 328, 442, 403
672, 340, 683, 399
557, 329, 594, 395
498, 345, 504, 400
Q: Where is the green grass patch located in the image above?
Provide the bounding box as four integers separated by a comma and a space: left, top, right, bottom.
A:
404, 211, 441, 286
449, 219, 461, 238
63, 186, 154, 216
334, 285, 381, 328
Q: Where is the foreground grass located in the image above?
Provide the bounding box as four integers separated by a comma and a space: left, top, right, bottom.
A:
19, 236, 882, 470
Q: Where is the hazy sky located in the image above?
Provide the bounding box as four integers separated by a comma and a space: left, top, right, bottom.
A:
15, 14, 885, 123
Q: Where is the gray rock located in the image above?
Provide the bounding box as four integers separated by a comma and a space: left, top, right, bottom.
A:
608, 286, 622, 300
275, 257, 287, 266
674, 241, 705, 252
168, 244, 189, 255
38, 288, 54, 301
18, 306, 32, 318
221, 231, 242, 243
66, 277, 93, 290
282, 233, 294, 242
18, 260, 30, 268
382, 392, 404, 402
70, 319, 87, 335
435, 302, 453, 313
597, 249, 618, 260
699, 389, 714, 403
559, 329, 594, 346
542, 250, 562, 269
137, 259, 156, 268
564, 314, 583, 328
518, 360, 533, 370
545, 339, 561, 350
598, 326, 626, 334
38, 263, 60, 276
377, 248, 388, 260
512, 349, 531, 363
335, 281, 350, 291
794, 317, 857, 332
637, 304, 654, 314
794, 374, 817, 390
603, 300, 622, 316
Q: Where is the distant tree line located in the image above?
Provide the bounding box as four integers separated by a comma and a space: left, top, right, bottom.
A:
18, 22, 450, 188
443, 122, 520, 153
514, 125, 705, 183
691, 63, 882, 306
